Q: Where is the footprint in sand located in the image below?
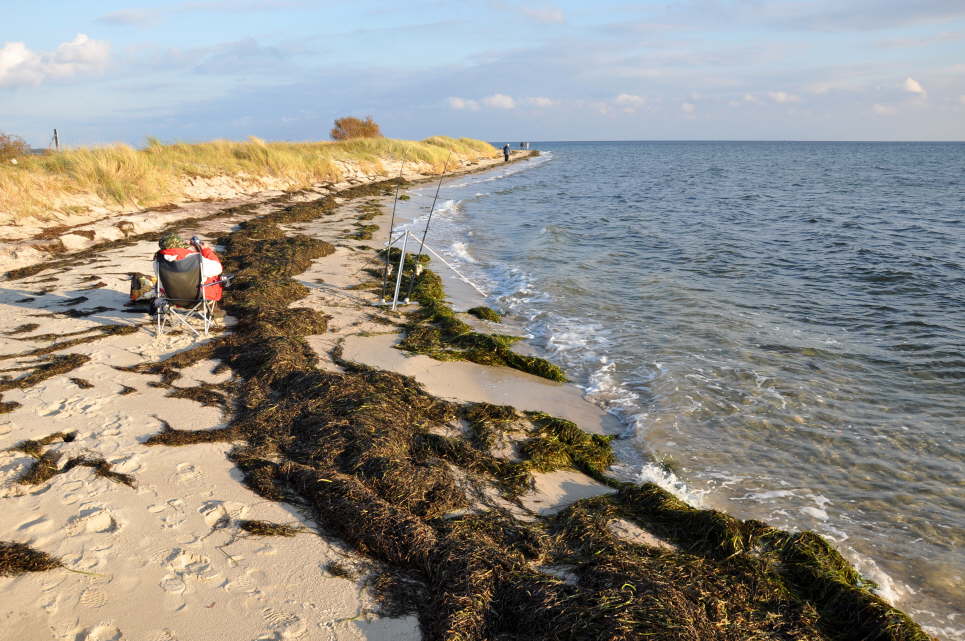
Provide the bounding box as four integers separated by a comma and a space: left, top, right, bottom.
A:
17, 514, 54, 533
172, 462, 203, 486
98, 415, 127, 438
72, 623, 123, 641
223, 568, 264, 595
198, 499, 248, 527
157, 547, 220, 594
261, 608, 307, 640
159, 573, 187, 595
79, 586, 108, 608
147, 496, 187, 526
164, 548, 214, 576
105, 451, 142, 476
65, 504, 120, 535
39, 395, 106, 418
62, 479, 94, 505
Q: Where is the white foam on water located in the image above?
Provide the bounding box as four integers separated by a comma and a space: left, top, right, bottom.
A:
636, 462, 708, 508
435, 199, 459, 216
848, 550, 909, 606
738, 489, 796, 501
800, 506, 829, 520
450, 241, 476, 263
919, 614, 965, 641
585, 359, 641, 416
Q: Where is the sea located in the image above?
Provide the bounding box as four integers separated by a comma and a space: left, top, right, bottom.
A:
392, 141, 964, 639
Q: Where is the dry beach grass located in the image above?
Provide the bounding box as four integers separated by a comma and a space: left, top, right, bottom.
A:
0, 135, 496, 222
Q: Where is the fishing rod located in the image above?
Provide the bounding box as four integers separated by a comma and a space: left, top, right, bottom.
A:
403, 150, 452, 302
379, 152, 408, 301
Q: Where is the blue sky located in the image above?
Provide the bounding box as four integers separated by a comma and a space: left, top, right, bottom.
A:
2, 0, 964, 145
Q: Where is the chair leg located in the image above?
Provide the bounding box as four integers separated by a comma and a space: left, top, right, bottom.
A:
203, 300, 212, 335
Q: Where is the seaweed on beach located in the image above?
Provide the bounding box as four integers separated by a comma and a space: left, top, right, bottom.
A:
461, 402, 517, 450
6, 353, 91, 386
0, 542, 62, 577
8, 431, 136, 488
325, 561, 356, 579
0, 354, 91, 412
467, 306, 502, 323
349, 223, 379, 240
393, 265, 568, 381
8, 431, 77, 457
143, 418, 237, 446
133, 177, 930, 641
69, 377, 94, 389
16, 450, 64, 485
1, 325, 136, 360
116, 339, 226, 387
167, 382, 229, 408
515, 412, 617, 483
4, 323, 39, 336
238, 520, 304, 537
61, 456, 137, 488
416, 431, 533, 496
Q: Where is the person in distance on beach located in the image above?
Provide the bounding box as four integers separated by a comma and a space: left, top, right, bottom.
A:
502, 143, 510, 161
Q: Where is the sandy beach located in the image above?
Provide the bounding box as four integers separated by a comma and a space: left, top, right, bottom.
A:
0, 150, 933, 641
0, 151, 623, 641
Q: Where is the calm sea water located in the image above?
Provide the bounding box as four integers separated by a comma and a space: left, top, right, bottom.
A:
397, 141, 964, 639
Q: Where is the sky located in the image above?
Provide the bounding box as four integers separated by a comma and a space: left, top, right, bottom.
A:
2, 0, 964, 145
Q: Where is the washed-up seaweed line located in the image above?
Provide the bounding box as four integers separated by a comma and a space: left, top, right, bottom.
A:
135, 182, 931, 641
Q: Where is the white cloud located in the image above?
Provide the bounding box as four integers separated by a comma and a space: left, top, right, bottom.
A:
98, 9, 159, 25
743, 93, 760, 103
0, 34, 110, 88
768, 91, 800, 103
904, 76, 926, 95
681, 102, 696, 114
521, 6, 565, 24
614, 93, 646, 113
482, 93, 516, 109
614, 93, 645, 107
873, 104, 897, 116
447, 96, 479, 111
525, 96, 555, 108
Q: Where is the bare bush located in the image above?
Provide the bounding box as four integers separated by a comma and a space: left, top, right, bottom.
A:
330, 116, 382, 141
0, 132, 29, 162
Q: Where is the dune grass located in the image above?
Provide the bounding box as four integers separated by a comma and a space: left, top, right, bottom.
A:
0, 136, 496, 222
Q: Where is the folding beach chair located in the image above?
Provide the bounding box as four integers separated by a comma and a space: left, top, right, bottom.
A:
153, 252, 230, 338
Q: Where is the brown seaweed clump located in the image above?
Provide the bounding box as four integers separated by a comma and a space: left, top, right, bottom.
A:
133, 179, 931, 641
238, 520, 303, 537
8, 431, 135, 488
4, 323, 40, 336
467, 306, 502, 323
394, 263, 567, 382
0, 542, 62, 577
